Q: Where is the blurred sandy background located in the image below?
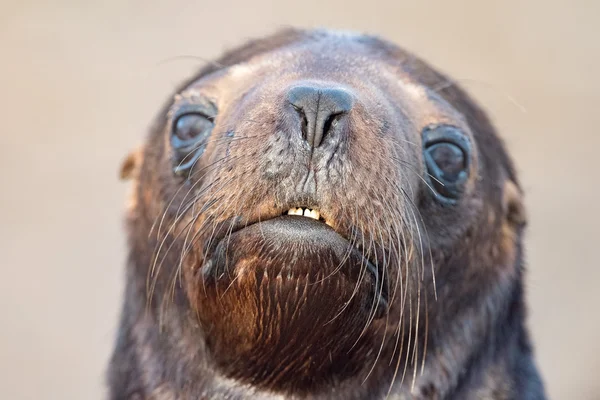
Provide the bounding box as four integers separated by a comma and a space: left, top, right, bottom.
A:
0, 1, 598, 399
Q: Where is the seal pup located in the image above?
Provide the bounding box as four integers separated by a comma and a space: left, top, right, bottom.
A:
109, 28, 546, 399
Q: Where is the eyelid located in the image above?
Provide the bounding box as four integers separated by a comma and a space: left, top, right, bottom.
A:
423, 125, 471, 151
171, 102, 218, 123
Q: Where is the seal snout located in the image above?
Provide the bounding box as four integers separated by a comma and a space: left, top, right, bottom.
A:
286, 83, 354, 148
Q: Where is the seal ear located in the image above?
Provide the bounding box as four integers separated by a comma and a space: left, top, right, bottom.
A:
502, 180, 527, 228
119, 148, 143, 181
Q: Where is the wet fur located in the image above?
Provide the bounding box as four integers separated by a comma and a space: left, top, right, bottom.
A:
108, 28, 546, 399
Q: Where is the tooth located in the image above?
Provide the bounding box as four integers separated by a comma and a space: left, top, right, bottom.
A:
304, 209, 320, 220
288, 208, 303, 216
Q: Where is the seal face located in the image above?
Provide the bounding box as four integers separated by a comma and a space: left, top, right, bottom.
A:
110, 29, 546, 399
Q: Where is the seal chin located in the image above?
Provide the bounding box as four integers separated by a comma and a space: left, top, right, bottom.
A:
195, 215, 388, 390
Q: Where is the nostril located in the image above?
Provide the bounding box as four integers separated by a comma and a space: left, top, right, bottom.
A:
323, 112, 345, 137
292, 104, 309, 141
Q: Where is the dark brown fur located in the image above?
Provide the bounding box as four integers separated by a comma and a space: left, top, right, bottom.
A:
108, 28, 546, 399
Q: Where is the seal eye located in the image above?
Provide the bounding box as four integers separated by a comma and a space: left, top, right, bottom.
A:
423, 125, 471, 201
170, 112, 214, 175
174, 113, 213, 141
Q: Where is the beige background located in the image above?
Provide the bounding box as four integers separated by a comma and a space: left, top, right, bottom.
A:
1, 1, 598, 399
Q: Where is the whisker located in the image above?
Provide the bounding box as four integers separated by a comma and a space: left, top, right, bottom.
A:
391, 156, 443, 194
150, 177, 234, 283
154, 54, 225, 69
432, 77, 527, 114
362, 222, 389, 383
148, 177, 236, 304
150, 149, 244, 241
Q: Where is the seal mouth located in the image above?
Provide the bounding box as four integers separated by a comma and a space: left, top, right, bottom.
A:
204, 206, 390, 316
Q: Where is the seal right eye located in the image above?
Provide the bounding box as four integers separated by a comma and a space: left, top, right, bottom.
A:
170, 112, 214, 175
175, 113, 213, 140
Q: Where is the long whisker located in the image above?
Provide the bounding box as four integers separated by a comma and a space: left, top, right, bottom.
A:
148, 188, 229, 308
148, 173, 239, 298
432, 77, 527, 114
362, 222, 390, 383
154, 55, 225, 69
150, 145, 247, 241
150, 177, 234, 286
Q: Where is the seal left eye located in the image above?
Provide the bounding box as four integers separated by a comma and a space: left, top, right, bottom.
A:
422, 125, 471, 202
170, 112, 214, 175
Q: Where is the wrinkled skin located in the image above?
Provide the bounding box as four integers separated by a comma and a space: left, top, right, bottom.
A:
109, 29, 546, 399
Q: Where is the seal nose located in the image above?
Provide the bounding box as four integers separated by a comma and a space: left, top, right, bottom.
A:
287, 85, 354, 148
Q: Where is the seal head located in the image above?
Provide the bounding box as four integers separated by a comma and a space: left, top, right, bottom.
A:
111, 29, 545, 399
